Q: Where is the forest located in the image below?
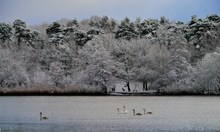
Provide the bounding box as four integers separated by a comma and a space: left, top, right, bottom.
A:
0, 14, 220, 95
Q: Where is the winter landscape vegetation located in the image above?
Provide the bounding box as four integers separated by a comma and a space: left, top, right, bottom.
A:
0, 14, 220, 95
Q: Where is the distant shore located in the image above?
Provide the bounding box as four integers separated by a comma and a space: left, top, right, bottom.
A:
0, 88, 219, 96
0, 87, 105, 96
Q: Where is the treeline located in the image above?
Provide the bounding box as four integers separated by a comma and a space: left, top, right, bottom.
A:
0, 14, 220, 95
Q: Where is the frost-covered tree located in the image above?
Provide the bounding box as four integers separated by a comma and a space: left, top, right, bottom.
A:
89, 16, 100, 28
115, 17, 138, 40
186, 15, 218, 47
207, 14, 220, 23
46, 22, 62, 35
46, 22, 75, 44
67, 19, 79, 28
30, 23, 49, 41
107, 39, 153, 91
46, 22, 64, 44
185, 14, 220, 62
74, 30, 91, 46
46, 21, 93, 47
89, 16, 116, 33
13, 19, 34, 46
87, 27, 101, 39
156, 22, 192, 83
36, 42, 73, 87
99, 16, 109, 29
134, 17, 142, 36
144, 44, 172, 90
110, 40, 136, 91
109, 18, 117, 32
1, 15, 220, 95
49, 33, 65, 44
192, 52, 220, 94
0, 22, 12, 43
0, 49, 29, 88
108, 38, 172, 91
139, 19, 160, 38
76, 41, 119, 94
119, 39, 152, 90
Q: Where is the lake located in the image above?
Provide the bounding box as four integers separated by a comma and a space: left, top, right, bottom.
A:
1, 96, 220, 132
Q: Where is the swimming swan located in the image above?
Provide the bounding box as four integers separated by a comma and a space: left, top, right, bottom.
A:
132, 109, 142, 116
123, 106, 129, 114
143, 108, 153, 115
40, 112, 48, 120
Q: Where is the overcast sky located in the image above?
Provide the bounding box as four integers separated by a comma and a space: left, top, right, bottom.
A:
0, 0, 220, 25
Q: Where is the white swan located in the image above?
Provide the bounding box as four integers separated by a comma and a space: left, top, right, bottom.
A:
143, 108, 153, 115
40, 112, 48, 120
132, 109, 142, 116
123, 106, 129, 114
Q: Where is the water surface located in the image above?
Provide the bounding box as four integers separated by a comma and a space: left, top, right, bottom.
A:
1, 96, 220, 131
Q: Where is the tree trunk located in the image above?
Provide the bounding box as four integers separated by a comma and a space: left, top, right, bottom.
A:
143, 81, 148, 91
143, 81, 147, 91
125, 68, 130, 92
17, 38, 21, 48
126, 81, 130, 92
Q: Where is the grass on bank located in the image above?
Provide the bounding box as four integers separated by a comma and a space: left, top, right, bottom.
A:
0, 86, 105, 96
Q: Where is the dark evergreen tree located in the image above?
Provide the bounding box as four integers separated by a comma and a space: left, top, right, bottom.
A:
74, 30, 90, 46
207, 14, 220, 23
13, 19, 34, 45
46, 22, 62, 36
109, 19, 117, 32
115, 17, 138, 40
0, 22, 12, 42
87, 27, 100, 39
46, 22, 67, 44
139, 19, 160, 38
99, 16, 109, 29
135, 17, 142, 37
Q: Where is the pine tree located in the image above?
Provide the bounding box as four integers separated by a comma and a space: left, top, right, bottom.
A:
46, 22, 66, 44
115, 17, 138, 40
74, 30, 90, 46
207, 14, 220, 23
46, 22, 62, 36
87, 27, 100, 39
0, 22, 12, 42
139, 19, 160, 38
13, 19, 34, 46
